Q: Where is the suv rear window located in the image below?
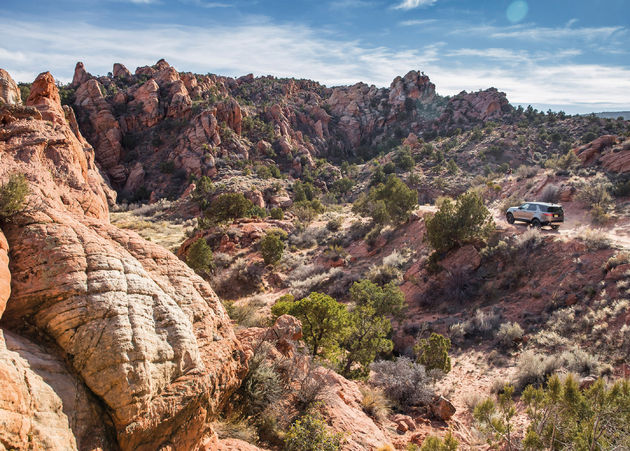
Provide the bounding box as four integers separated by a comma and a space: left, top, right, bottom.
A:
546, 206, 563, 213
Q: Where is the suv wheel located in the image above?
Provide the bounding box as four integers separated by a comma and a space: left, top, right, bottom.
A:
531, 218, 541, 228
506, 213, 515, 224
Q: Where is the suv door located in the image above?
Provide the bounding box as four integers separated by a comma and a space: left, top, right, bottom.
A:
515, 203, 529, 220
526, 203, 539, 222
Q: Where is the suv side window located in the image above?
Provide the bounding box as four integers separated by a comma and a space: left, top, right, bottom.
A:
528, 204, 538, 211
521, 203, 529, 210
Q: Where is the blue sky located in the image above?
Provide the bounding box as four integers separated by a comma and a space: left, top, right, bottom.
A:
1, 0, 629, 113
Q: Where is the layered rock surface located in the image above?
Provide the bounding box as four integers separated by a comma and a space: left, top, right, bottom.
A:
0, 69, 246, 450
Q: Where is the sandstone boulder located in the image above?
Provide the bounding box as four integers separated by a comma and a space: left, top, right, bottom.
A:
430, 396, 456, 421
0, 68, 21, 105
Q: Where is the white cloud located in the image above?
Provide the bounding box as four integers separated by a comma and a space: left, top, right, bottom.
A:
393, 0, 436, 10
454, 22, 626, 43
0, 18, 628, 112
329, 0, 376, 9
399, 19, 437, 26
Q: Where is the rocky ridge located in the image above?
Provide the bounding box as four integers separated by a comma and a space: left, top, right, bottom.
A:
63, 59, 512, 200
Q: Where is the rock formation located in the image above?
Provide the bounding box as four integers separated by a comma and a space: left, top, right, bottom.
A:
0, 69, 21, 105
0, 69, 246, 450
63, 60, 512, 199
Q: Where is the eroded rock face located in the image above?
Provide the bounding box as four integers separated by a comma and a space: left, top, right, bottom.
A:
71, 62, 91, 87
0, 68, 247, 450
74, 78, 125, 183
437, 87, 511, 130
0, 68, 21, 105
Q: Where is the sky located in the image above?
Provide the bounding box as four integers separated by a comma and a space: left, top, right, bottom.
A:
0, 0, 629, 114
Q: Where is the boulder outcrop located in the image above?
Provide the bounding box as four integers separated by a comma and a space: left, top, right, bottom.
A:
0, 69, 21, 105
0, 68, 247, 450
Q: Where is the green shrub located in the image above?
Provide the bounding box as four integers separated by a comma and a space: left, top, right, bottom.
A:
192, 176, 216, 209
331, 177, 354, 196
159, 161, 175, 174
395, 147, 415, 171
353, 175, 417, 225
339, 281, 405, 377
260, 230, 285, 265
474, 375, 630, 451
206, 192, 253, 224
284, 409, 343, 451
415, 333, 451, 373
186, 238, 214, 276
522, 375, 630, 450
0, 173, 29, 221
383, 162, 396, 174
326, 217, 342, 232
272, 292, 349, 358
270, 207, 284, 220
474, 384, 518, 450
424, 191, 494, 253
419, 431, 459, 451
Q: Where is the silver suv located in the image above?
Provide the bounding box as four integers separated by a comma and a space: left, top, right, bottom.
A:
506, 202, 564, 228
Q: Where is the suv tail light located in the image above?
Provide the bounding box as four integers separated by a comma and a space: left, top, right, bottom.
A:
543, 213, 552, 216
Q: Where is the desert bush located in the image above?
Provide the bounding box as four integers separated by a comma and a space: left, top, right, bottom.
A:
425, 191, 494, 253
339, 281, 406, 378
578, 228, 611, 250
369, 357, 435, 408
606, 251, 630, 271
353, 175, 417, 225
576, 174, 613, 212
451, 309, 502, 340
366, 264, 403, 286
522, 374, 630, 451
514, 227, 544, 251
232, 349, 283, 420
224, 297, 267, 327
205, 192, 253, 224
496, 322, 524, 350
382, 249, 410, 268
539, 184, 559, 203
365, 225, 383, 247
544, 149, 580, 170
289, 267, 343, 298
395, 147, 415, 171
419, 431, 459, 451
186, 238, 214, 276
284, 409, 343, 451
292, 200, 324, 224
514, 348, 601, 392
260, 230, 286, 265
271, 292, 349, 358
269, 207, 284, 220
474, 384, 518, 450
359, 386, 391, 423
326, 217, 343, 232
0, 173, 29, 221
214, 419, 259, 444
415, 333, 451, 373
515, 165, 538, 180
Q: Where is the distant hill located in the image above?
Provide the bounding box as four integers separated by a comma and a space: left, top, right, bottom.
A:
592, 111, 630, 120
